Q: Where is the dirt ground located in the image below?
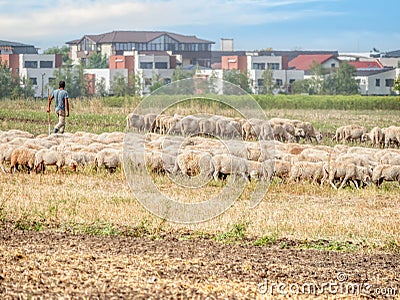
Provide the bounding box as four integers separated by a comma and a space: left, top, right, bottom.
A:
1, 228, 399, 299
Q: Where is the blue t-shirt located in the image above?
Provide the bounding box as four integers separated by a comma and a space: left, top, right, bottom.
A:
52, 89, 68, 113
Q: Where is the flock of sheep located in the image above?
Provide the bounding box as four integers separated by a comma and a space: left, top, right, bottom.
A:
124, 112, 400, 189
0, 130, 123, 174
1, 111, 400, 190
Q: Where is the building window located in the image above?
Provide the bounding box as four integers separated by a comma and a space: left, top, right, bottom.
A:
24, 61, 38, 68
40, 61, 53, 68
155, 62, 168, 69
30, 77, 37, 85
257, 79, 264, 86
386, 79, 394, 87
375, 79, 380, 87
331, 63, 336, 68
276, 79, 283, 86
144, 78, 152, 86
289, 79, 296, 84
267, 63, 280, 70
140, 62, 153, 69
164, 78, 171, 84
49, 77, 56, 85
253, 63, 265, 70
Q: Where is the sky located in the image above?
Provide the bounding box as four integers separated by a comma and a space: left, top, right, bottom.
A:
0, 0, 399, 53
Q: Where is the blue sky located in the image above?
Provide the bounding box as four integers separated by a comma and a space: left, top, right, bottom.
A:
0, 0, 399, 53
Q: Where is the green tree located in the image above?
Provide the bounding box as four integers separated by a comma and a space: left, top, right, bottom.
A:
95, 77, 107, 97
394, 74, 400, 92
322, 61, 358, 95
110, 74, 129, 96
149, 74, 164, 93
223, 70, 250, 94
259, 68, 274, 94
44, 45, 72, 65
86, 52, 109, 69
0, 62, 13, 98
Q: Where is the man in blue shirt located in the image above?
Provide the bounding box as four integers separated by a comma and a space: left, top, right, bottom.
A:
47, 80, 70, 134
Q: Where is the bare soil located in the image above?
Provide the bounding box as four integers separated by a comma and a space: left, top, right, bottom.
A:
1, 228, 399, 299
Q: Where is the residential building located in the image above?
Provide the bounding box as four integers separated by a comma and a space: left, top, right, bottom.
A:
355, 68, 396, 95
289, 54, 340, 73
0, 53, 62, 97
0, 40, 37, 55
85, 50, 177, 95
67, 30, 214, 68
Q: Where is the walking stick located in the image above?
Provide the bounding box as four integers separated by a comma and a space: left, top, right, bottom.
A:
47, 88, 51, 135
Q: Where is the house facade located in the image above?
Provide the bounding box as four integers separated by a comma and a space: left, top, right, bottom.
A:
0, 53, 62, 97
355, 68, 396, 95
85, 50, 177, 95
67, 31, 214, 68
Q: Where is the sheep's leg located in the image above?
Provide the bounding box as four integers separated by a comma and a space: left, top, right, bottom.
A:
338, 175, 350, 190
213, 169, 219, 182
352, 180, 359, 190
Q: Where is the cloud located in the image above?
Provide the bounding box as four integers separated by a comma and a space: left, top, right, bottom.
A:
0, 0, 341, 44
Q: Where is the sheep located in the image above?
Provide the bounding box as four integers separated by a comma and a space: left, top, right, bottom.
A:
335, 126, 347, 143
144, 113, 157, 131
211, 154, 250, 182
94, 148, 121, 173
10, 147, 36, 174
298, 121, 322, 143
198, 117, 217, 137
165, 116, 182, 135
289, 161, 325, 184
379, 151, 400, 165
220, 119, 242, 139
0, 144, 17, 173
372, 164, 400, 187
272, 125, 296, 143
384, 126, 400, 148
344, 125, 367, 143
126, 113, 145, 131
335, 153, 377, 169
272, 159, 291, 182
297, 148, 331, 163
241, 118, 264, 141
34, 149, 76, 173
173, 150, 213, 179
323, 161, 371, 190
180, 115, 200, 136
361, 126, 384, 147
248, 160, 274, 182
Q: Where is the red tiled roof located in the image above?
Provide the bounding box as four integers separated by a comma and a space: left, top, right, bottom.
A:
289, 54, 336, 70
347, 60, 384, 69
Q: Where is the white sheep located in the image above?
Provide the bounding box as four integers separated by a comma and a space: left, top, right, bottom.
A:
212, 154, 250, 182
324, 161, 371, 190
34, 149, 76, 173
372, 164, 400, 187
290, 161, 325, 184
94, 148, 121, 173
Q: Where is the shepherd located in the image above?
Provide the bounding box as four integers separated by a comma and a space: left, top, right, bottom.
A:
47, 80, 70, 134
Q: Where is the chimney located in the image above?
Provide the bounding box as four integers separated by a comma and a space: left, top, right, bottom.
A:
221, 38, 234, 51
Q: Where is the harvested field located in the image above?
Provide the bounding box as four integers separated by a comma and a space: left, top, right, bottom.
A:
1, 227, 400, 299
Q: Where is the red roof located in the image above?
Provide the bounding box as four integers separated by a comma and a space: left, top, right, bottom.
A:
347, 60, 383, 69
289, 54, 337, 70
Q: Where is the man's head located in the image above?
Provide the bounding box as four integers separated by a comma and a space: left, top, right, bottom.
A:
59, 81, 66, 89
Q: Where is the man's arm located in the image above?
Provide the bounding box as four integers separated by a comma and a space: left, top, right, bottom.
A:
65, 97, 69, 117
46, 95, 54, 113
